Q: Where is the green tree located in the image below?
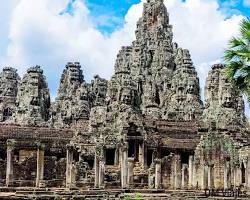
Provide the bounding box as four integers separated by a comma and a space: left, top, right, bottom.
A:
224, 18, 250, 99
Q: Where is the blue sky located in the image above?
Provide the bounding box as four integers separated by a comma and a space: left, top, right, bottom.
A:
85, 0, 140, 34
83, 0, 249, 34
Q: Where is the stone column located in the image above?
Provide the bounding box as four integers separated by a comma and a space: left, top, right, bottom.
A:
66, 144, 74, 188
144, 145, 147, 169
233, 165, 241, 187
128, 158, 134, 187
139, 142, 144, 164
207, 165, 214, 189
6, 140, 16, 187
224, 161, 230, 189
174, 154, 181, 189
95, 151, 100, 188
181, 164, 188, 189
99, 160, 105, 188
155, 159, 161, 189
247, 158, 250, 189
36, 143, 45, 188
233, 166, 236, 187
121, 143, 128, 188
201, 165, 208, 190
188, 155, 194, 189
115, 148, 119, 166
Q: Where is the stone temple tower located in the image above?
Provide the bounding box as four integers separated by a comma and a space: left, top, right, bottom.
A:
14, 66, 50, 126
0, 67, 20, 122
108, 0, 203, 120
203, 64, 246, 129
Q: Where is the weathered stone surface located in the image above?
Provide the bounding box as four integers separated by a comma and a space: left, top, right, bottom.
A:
51, 63, 107, 128
202, 64, 246, 130
51, 62, 90, 127
0, 0, 250, 197
14, 66, 50, 126
0, 67, 20, 122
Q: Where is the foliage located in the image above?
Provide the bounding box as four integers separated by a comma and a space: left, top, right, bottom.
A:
224, 18, 250, 100
124, 193, 143, 200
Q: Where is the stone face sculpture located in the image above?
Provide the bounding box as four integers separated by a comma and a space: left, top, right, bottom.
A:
14, 66, 50, 126
90, 75, 108, 107
0, 67, 20, 122
202, 64, 246, 129
51, 62, 91, 127
103, 0, 203, 121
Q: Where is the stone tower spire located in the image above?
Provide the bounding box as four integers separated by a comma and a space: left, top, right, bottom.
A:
14, 66, 50, 126
0, 67, 20, 122
202, 64, 246, 129
106, 0, 203, 120
52, 62, 90, 127
135, 0, 172, 45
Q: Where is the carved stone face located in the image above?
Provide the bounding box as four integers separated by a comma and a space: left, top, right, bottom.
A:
29, 73, 39, 86
221, 93, 234, 108
2, 86, 15, 97
98, 83, 107, 98
120, 89, 132, 105
78, 86, 88, 101
187, 80, 196, 94
3, 70, 15, 80
68, 67, 81, 81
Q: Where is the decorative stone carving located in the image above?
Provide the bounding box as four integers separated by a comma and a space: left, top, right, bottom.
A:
51, 62, 91, 127
0, 67, 20, 122
202, 64, 246, 129
90, 75, 108, 107
14, 66, 50, 126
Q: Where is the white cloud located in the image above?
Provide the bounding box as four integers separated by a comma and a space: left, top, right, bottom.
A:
0, 0, 138, 94
0, 0, 248, 118
164, 0, 243, 96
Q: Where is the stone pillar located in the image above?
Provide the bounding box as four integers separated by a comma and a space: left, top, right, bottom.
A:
181, 164, 188, 189
247, 158, 250, 189
36, 143, 45, 188
139, 142, 144, 164
224, 161, 230, 189
201, 165, 208, 190
155, 159, 161, 189
174, 154, 181, 189
99, 160, 105, 188
234, 165, 241, 187
233, 166, 236, 187
188, 155, 194, 189
6, 140, 15, 187
95, 151, 100, 188
115, 148, 119, 166
121, 144, 128, 188
207, 165, 214, 189
144, 145, 147, 169
66, 144, 74, 188
128, 158, 134, 187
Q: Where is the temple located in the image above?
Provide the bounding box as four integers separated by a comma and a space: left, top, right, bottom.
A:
0, 0, 250, 199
